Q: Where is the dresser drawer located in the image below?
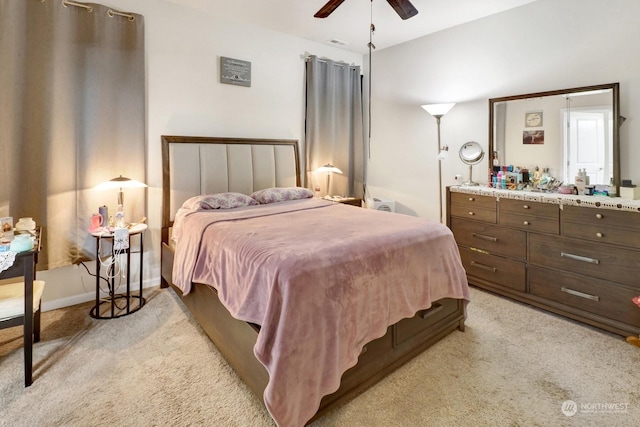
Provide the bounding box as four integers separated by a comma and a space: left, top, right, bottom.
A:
395, 298, 461, 346
450, 204, 496, 223
563, 205, 640, 231
458, 246, 526, 292
529, 234, 640, 287
562, 206, 640, 249
499, 199, 559, 218
357, 326, 393, 366
563, 221, 640, 249
450, 192, 496, 209
529, 266, 640, 327
450, 218, 526, 260
499, 212, 559, 235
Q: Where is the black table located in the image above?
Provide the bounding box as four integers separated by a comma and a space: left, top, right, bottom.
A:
89, 224, 146, 319
0, 228, 41, 386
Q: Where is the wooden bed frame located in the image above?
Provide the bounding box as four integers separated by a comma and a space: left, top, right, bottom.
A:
159, 135, 466, 423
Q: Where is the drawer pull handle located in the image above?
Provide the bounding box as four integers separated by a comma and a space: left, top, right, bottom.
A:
421, 302, 444, 319
596, 213, 603, 219
523, 205, 530, 209
561, 287, 600, 302
468, 197, 475, 201
468, 211, 475, 216
560, 252, 600, 265
523, 221, 530, 225
596, 232, 603, 238
472, 233, 498, 242
470, 261, 497, 272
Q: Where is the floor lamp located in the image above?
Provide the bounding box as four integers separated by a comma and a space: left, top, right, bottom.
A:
421, 103, 456, 224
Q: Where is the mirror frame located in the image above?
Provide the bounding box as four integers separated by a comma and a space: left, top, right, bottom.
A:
459, 141, 485, 164
488, 83, 620, 189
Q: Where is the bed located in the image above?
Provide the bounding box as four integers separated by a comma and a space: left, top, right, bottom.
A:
160, 135, 470, 427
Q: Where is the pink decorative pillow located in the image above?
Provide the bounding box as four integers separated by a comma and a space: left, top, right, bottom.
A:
182, 192, 258, 210
251, 187, 313, 204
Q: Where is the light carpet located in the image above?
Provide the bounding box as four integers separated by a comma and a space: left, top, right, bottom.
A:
1, 286, 639, 427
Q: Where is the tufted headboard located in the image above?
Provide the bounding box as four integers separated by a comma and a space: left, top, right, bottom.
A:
161, 136, 301, 233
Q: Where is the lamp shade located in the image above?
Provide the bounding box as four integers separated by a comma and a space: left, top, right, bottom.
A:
95, 175, 147, 210
421, 103, 455, 117
95, 175, 147, 190
315, 164, 343, 174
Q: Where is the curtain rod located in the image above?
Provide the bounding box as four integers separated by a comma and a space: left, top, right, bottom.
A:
58, 0, 136, 21
62, 0, 92, 12
302, 54, 357, 68
108, 9, 135, 21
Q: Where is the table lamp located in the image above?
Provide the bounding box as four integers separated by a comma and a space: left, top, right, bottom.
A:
315, 164, 342, 197
95, 175, 147, 225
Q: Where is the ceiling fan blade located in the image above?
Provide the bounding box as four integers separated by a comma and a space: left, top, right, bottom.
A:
386, 0, 419, 20
314, 0, 348, 18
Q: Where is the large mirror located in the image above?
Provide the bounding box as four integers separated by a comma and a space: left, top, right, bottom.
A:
489, 83, 620, 190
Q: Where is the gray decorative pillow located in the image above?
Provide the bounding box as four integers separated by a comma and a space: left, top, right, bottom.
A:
251, 187, 314, 204
182, 192, 258, 210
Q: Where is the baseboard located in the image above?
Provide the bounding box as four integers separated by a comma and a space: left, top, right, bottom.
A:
41, 277, 160, 312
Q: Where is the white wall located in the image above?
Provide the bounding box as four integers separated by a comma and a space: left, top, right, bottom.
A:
366, 0, 640, 219
39, 0, 362, 310
40, 0, 640, 309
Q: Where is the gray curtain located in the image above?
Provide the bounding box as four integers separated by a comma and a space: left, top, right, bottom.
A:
305, 55, 364, 198
0, 0, 145, 269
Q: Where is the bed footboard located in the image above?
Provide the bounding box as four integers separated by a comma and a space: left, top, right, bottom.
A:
166, 277, 465, 423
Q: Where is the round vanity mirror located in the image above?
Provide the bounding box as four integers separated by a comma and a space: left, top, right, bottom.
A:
459, 141, 484, 186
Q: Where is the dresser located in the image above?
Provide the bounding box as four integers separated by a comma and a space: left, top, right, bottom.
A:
447, 186, 640, 337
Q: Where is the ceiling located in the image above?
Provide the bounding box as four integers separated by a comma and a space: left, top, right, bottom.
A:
166, 0, 537, 54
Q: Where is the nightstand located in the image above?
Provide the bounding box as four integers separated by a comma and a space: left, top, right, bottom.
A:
90, 223, 146, 319
336, 197, 363, 207
324, 196, 363, 207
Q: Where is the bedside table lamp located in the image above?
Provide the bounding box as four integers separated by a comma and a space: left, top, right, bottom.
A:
95, 175, 147, 224
421, 102, 455, 224
316, 164, 342, 197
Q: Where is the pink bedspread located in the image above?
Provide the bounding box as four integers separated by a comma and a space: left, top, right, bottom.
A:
172, 198, 469, 427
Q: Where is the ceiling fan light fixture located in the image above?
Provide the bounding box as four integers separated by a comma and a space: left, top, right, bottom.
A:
386, 0, 419, 20
314, 0, 418, 20
314, 0, 347, 18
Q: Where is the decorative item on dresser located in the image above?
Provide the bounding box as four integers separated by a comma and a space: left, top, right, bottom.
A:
447, 186, 640, 337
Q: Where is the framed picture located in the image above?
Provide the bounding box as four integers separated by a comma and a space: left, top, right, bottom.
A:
525, 111, 543, 127
220, 56, 251, 87
523, 130, 544, 145
0, 216, 13, 240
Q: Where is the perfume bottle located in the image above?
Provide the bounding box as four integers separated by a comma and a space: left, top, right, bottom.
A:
608, 177, 617, 197
115, 205, 125, 228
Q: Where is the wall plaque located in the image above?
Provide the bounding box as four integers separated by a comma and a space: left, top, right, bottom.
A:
220, 56, 251, 87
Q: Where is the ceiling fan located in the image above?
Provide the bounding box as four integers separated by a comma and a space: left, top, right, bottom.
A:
314, 0, 418, 20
